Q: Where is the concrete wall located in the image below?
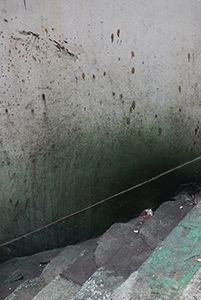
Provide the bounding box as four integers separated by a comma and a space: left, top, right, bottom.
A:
1, 0, 201, 253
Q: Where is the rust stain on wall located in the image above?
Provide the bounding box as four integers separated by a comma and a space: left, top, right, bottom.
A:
111, 33, 114, 43
131, 67, 135, 74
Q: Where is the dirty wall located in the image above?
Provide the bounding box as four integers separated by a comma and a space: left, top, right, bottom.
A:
1, 0, 201, 258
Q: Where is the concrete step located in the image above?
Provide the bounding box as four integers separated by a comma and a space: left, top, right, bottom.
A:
71, 267, 125, 300
4, 278, 45, 300
176, 266, 201, 300
32, 275, 80, 300
0, 248, 63, 300
2, 190, 198, 300
3, 239, 97, 300
110, 199, 201, 299
69, 195, 196, 300
41, 238, 98, 285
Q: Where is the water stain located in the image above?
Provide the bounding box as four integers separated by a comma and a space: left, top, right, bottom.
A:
131, 67, 135, 74
195, 125, 199, 135
111, 33, 114, 43
117, 29, 120, 37
188, 53, 190, 62
131, 51, 135, 58
131, 101, 135, 109
14, 200, 19, 209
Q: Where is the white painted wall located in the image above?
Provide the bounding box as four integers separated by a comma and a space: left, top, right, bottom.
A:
1, 0, 201, 246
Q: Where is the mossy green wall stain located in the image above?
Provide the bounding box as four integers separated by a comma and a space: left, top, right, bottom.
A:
1, 116, 201, 246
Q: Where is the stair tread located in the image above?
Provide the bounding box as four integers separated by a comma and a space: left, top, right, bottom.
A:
32, 275, 80, 300
41, 238, 98, 284
71, 267, 125, 300
5, 277, 45, 300
2, 192, 196, 300
111, 200, 201, 299
94, 222, 152, 278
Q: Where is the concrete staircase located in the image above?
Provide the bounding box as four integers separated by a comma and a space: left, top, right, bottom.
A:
1, 191, 201, 300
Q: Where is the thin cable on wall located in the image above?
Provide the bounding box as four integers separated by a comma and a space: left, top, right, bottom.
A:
1, 155, 201, 248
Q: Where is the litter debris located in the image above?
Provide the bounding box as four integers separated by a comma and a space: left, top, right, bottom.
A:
5, 271, 24, 283
133, 230, 139, 233
172, 183, 201, 206
139, 208, 153, 224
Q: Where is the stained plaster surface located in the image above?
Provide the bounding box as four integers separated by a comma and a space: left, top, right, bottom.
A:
0, 0, 201, 252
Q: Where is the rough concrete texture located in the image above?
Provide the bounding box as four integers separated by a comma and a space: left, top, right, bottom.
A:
95, 195, 193, 278
4, 278, 45, 300
41, 238, 98, 284
176, 266, 201, 300
2, 192, 197, 300
32, 275, 80, 300
2, 239, 97, 300
0, 248, 63, 299
111, 200, 201, 299
138, 198, 194, 249
95, 222, 152, 278
60, 242, 97, 285
1, 0, 201, 258
72, 267, 125, 300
